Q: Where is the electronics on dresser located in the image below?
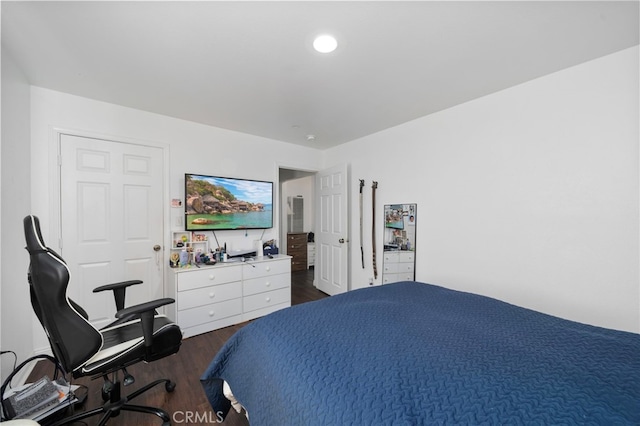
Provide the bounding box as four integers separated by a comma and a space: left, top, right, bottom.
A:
184, 173, 273, 231
227, 249, 257, 259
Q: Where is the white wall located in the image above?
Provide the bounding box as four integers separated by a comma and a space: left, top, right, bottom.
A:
325, 46, 639, 333
3, 45, 637, 364
27, 87, 322, 351
282, 176, 315, 233
1, 51, 33, 382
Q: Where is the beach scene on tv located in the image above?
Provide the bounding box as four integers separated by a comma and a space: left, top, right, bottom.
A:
185, 174, 273, 230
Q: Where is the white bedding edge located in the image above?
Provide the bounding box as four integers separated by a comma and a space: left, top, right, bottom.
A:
223, 380, 248, 419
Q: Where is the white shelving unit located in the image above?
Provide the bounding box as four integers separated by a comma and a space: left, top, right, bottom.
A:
307, 242, 315, 268
170, 231, 209, 266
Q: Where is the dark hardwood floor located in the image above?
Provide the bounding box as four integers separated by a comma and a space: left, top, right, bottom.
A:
28, 268, 326, 425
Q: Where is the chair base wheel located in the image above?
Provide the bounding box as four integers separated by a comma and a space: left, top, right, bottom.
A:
51, 378, 175, 426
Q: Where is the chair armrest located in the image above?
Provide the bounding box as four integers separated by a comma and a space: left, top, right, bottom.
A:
93, 280, 143, 311
115, 298, 175, 320
115, 298, 176, 350
93, 280, 143, 293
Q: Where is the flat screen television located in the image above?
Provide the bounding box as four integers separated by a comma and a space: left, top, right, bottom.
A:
185, 173, 273, 231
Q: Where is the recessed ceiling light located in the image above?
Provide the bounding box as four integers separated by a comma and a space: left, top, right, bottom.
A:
313, 35, 338, 53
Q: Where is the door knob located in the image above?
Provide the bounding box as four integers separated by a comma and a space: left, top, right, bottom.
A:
339, 238, 348, 244
152, 244, 162, 267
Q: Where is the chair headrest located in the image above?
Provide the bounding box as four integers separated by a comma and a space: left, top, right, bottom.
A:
24, 215, 47, 253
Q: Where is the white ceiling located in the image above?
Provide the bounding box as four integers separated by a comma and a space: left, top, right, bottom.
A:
2, 1, 638, 149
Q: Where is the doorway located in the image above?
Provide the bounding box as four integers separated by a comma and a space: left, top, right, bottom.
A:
279, 164, 350, 296
279, 167, 315, 281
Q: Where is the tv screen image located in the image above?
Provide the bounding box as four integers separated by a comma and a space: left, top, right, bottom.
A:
185, 174, 273, 231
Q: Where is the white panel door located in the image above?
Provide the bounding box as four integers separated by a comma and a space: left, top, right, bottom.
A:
315, 163, 349, 295
60, 134, 164, 329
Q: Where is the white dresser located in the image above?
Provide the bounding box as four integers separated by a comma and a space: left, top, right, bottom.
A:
242, 256, 291, 321
381, 251, 415, 284
166, 255, 291, 338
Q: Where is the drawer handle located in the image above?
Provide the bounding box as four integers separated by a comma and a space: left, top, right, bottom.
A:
265, 281, 271, 287
265, 266, 271, 272
208, 310, 215, 317
209, 292, 215, 298
265, 297, 271, 303
208, 275, 215, 280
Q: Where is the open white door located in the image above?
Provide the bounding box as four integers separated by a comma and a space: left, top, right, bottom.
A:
315, 163, 349, 295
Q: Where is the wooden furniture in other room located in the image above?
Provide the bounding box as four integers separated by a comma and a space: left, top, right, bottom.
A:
287, 232, 308, 272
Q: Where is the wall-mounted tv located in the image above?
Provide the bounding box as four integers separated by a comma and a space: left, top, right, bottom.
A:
185, 173, 273, 231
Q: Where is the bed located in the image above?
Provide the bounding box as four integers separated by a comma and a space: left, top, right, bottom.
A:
201, 281, 640, 424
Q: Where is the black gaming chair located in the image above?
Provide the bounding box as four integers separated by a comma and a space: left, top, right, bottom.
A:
23, 215, 182, 425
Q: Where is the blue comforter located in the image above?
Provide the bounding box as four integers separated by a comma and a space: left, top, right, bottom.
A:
201, 282, 640, 424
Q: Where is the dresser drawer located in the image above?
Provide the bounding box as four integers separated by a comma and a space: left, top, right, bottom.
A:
243, 258, 291, 280
243, 287, 290, 313
287, 234, 307, 254
287, 233, 307, 244
398, 272, 415, 281
383, 273, 401, 284
383, 272, 414, 284
397, 262, 415, 273
383, 263, 399, 274
178, 298, 242, 329
243, 302, 290, 322
178, 282, 242, 311
243, 273, 290, 296
176, 266, 241, 291
399, 251, 415, 263
383, 252, 400, 263
182, 315, 243, 339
